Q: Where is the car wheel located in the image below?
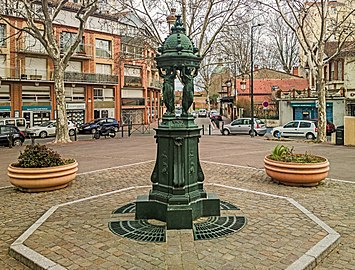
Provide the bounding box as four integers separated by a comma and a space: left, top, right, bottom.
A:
69, 129, 75, 136
13, 139, 22, 146
39, 131, 47, 138
114, 126, 119, 132
306, 133, 315, 140
91, 128, 97, 134
222, 129, 230, 136
273, 131, 280, 138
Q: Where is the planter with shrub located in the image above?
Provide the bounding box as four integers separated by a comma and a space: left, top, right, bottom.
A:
264, 145, 329, 186
8, 144, 78, 192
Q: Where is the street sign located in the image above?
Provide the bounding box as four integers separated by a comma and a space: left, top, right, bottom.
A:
262, 101, 269, 108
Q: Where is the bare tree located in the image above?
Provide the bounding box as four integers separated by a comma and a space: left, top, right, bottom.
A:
262, 0, 355, 142
115, 0, 246, 58
267, 14, 299, 74
0, 0, 98, 143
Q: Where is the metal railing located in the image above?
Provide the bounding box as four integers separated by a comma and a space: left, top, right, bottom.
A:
0, 67, 118, 84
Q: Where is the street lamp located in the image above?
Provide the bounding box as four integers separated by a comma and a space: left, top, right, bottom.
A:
250, 23, 264, 137
225, 80, 232, 119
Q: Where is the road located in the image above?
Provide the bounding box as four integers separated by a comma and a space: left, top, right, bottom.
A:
0, 130, 353, 187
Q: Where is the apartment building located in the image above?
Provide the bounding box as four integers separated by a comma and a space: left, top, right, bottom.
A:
0, 8, 161, 127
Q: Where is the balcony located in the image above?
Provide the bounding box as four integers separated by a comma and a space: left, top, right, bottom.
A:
60, 44, 94, 59
0, 67, 118, 85
149, 80, 162, 89
64, 72, 118, 85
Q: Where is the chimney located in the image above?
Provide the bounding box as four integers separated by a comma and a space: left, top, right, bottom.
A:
254, 65, 259, 71
292, 66, 299, 76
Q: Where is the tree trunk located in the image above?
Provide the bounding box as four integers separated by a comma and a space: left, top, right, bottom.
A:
316, 66, 327, 143
53, 64, 70, 143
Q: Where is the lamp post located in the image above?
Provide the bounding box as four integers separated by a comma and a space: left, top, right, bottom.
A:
226, 80, 232, 119
250, 23, 263, 137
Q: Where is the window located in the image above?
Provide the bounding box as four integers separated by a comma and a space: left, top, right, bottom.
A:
0, 54, 6, 77
24, 32, 46, 53
60, 32, 84, 53
22, 86, 50, 102
121, 43, 143, 59
231, 119, 242, 125
330, 62, 335, 81
93, 88, 114, 101
242, 119, 250, 125
96, 39, 111, 58
66, 61, 82, 72
65, 87, 85, 101
0, 24, 6, 47
96, 63, 112, 75
337, 60, 343, 81
25, 57, 47, 79
300, 122, 311, 128
124, 66, 142, 87
284, 122, 299, 128
0, 85, 10, 101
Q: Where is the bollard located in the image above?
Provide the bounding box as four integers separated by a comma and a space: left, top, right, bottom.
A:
74, 129, 77, 141
8, 135, 13, 148
128, 121, 132, 137
121, 125, 124, 138
31, 136, 35, 146
209, 124, 211, 135
202, 125, 205, 135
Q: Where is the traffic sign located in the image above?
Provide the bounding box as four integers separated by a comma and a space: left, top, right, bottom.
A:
262, 101, 269, 108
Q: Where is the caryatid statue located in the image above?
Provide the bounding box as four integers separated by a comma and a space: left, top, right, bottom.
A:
159, 67, 177, 115
181, 66, 198, 115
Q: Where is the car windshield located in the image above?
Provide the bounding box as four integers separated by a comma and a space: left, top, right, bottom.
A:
39, 121, 51, 127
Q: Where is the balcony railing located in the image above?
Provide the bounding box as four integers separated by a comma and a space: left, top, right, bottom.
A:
16, 39, 94, 58
0, 67, 118, 84
149, 80, 162, 88
64, 72, 118, 84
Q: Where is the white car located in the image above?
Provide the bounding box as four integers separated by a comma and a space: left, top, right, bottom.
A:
272, 120, 317, 140
26, 120, 77, 138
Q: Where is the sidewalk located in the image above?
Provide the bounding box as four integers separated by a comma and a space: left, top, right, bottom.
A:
1, 134, 354, 269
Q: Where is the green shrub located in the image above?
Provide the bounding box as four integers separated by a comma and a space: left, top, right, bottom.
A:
16, 144, 74, 168
269, 145, 325, 163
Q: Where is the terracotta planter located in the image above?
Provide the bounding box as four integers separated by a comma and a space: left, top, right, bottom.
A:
264, 156, 329, 187
8, 161, 78, 192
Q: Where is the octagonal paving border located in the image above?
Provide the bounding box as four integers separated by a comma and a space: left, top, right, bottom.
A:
9, 180, 340, 270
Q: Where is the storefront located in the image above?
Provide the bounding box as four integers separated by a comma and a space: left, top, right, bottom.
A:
22, 105, 51, 127
66, 103, 86, 126
0, 106, 11, 118
93, 87, 115, 119
291, 102, 333, 122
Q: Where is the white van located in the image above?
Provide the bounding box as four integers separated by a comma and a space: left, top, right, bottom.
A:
0, 118, 27, 132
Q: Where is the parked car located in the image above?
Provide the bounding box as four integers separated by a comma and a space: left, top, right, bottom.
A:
311, 119, 336, 135
272, 120, 317, 139
0, 125, 25, 146
221, 118, 267, 136
26, 120, 77, 138
0, 118, 27, 132
198, 109, 207, 118
78, 118, 120, 134
210, 112, 222, 121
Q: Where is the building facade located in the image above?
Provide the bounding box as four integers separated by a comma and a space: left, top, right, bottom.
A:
0, 9, 161, 127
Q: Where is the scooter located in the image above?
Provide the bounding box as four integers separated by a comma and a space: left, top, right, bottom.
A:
93, 125, 116, 139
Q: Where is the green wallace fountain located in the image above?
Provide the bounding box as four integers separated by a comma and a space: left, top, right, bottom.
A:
135, 16, 221, 229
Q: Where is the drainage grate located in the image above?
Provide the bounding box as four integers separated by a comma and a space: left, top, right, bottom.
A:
109, 220, 166, 242
220, 201, 240, 210
193, 216, 246, 240
113, 201, 239, 214
112, 202, 136, 214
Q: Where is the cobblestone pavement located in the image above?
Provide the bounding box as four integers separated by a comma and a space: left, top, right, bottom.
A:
0, 134, 354, 269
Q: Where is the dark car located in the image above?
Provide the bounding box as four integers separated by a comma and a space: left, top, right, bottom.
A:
312, 119, 336, 135
78, 118, 120, 134
0, 125, 25, 147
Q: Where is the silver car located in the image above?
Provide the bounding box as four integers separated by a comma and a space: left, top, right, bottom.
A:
26, 120, 77, 138
272, 120, 317, 140
221, 118, 267, 136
